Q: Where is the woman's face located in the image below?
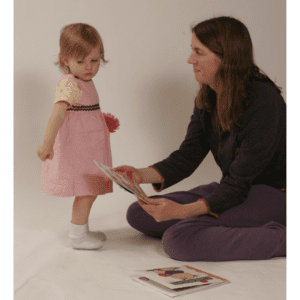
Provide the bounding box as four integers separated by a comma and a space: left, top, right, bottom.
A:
188, 33, 221, 89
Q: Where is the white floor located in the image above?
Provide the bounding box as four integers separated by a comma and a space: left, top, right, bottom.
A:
14, 189, 286, 300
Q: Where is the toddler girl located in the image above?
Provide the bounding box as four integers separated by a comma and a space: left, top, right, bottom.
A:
37, 23, 119, 250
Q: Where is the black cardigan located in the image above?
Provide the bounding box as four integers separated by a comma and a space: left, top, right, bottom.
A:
151, 80, 286, 213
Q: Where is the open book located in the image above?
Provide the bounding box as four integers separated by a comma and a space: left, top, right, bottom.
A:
130, 265, 229, 297
94, 161, 150, 204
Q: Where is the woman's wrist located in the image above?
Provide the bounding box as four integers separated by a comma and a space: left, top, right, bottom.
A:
138, 167, 164, 184
182, 200, 209, 218
197, 199, 219, 218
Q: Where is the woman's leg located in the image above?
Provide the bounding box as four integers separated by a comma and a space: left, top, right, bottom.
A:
126, 182, 219, 238
217, 184, 286, 227
161, 185, 286, 261
126, 201, 180, 238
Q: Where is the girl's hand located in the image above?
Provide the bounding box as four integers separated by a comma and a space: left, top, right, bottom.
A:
37, 144, 54, 161
113, 165, 143, 184
138, 198, 185, 222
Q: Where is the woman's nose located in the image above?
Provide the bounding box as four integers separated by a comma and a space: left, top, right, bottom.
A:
187, 53, 196, 64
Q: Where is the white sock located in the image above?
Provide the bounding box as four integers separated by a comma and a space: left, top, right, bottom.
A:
69, 222, 104, 250
86, 222, 107, 241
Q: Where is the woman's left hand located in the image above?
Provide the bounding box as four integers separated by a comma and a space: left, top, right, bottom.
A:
138, 198, 185, 222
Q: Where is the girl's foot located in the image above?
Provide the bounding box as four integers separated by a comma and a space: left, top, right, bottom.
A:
86, 223, 107, 241
69, 222, 104, 250
69, 234, 104, 250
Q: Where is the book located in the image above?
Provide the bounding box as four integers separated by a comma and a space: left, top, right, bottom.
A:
130, 265, 229, 297
94, 161, 150, 204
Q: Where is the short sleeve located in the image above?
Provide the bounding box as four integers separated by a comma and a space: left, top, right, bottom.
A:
54, 78, 82, 106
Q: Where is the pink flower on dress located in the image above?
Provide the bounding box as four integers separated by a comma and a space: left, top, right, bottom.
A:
103, 113, 120, 133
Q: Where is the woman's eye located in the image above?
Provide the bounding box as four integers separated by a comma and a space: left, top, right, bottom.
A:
77, 61, 83, 64
92, 60, 98, 62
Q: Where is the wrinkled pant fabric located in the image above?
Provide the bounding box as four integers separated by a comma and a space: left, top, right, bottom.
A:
127, 183, 286, 261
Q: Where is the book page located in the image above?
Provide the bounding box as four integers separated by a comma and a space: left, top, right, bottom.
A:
94, 161, 150, 204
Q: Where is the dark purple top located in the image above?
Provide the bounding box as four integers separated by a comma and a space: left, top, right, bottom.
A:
152, 80, 286, 213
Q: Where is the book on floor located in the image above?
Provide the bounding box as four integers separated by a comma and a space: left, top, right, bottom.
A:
130, 265, 229, 297
94, 161, 150, 204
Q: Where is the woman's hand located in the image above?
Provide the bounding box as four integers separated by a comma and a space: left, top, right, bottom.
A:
37, 144, 54, 161
113, 165, 143, 184
138, 198, 186, 222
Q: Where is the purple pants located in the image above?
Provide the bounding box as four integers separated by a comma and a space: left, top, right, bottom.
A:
126, 183, 286, 261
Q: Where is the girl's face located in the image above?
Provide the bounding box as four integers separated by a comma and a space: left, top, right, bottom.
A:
188, 33, 221, 89
63, 46, 101, 81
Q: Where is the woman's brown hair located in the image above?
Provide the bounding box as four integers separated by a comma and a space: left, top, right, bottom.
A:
192, 16, 281, 132
56, 23, 108, 72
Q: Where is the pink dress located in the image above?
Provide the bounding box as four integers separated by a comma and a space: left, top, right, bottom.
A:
42, 74, 113, 197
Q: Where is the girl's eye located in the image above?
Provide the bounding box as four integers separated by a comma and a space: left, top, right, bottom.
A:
92, 60, 98, 62
77, 61, 83, 64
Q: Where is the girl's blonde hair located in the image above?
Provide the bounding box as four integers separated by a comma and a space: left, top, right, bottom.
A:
56, 23, 108, 72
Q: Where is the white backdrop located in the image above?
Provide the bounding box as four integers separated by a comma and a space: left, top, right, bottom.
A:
13, 1, 288, 299
14, 0, 286, 212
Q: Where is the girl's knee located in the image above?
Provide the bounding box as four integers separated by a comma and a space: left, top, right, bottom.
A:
74, 195, 97, 202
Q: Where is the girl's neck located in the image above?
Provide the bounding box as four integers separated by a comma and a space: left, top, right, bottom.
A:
65, 73, 92, 82
74, 75, 92, 82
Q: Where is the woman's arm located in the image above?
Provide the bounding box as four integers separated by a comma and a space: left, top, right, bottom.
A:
139, 197, 210, 222
37, 101, 69, 161
150, 104, 210, 192
138, 167, 164, 184
115, 165, 216, 220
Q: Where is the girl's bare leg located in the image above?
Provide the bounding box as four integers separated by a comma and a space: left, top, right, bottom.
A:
69, 195, 105, 250
71, 195, 97, 225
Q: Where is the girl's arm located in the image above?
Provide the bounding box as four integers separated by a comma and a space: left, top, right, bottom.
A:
37, 101, 69, 161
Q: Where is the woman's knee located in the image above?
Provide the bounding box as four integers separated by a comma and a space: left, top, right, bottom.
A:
127, 202, 182, 238
126, 202, 143, 229
126, 202, 164, 238
161, 216, 221, 261
162, 223, 205, 261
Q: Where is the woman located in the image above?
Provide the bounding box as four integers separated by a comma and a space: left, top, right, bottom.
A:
115, 16, 286, 261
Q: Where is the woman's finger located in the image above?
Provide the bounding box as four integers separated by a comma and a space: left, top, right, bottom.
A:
112, 165, 128, 172
125, 171, 133, 180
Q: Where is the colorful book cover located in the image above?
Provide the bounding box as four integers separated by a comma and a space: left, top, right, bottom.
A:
130, 265, 229, 297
